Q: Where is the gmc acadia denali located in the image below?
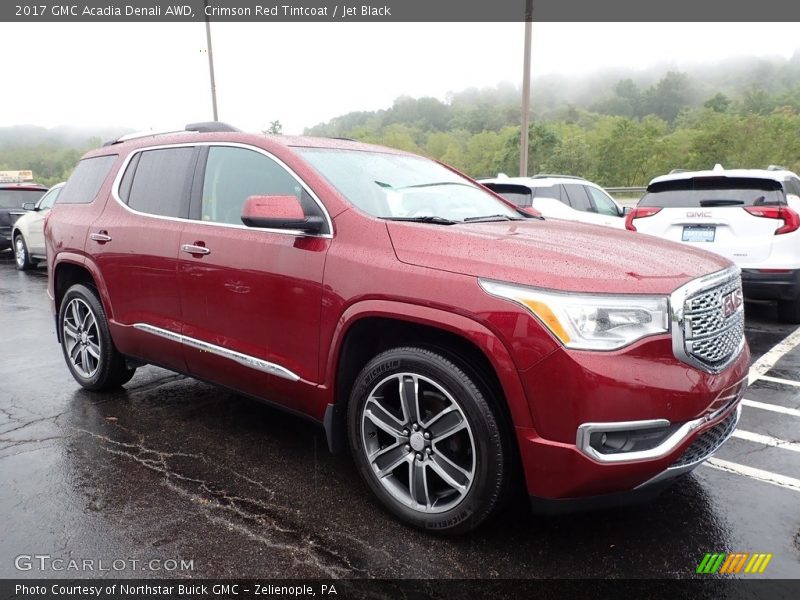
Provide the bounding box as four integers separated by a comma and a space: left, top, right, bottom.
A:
45, 124, 749, 533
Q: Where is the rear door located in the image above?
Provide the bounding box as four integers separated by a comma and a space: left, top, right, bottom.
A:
91, 145, 197, 371
633, 177, 786, 264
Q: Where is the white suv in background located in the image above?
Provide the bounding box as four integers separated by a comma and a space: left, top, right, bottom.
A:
628, 166, 800, 323
11, 182, 64, 270
479, 174, 626, 229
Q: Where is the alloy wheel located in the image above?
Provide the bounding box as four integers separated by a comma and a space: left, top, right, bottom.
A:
62, 298, 102, 378
360, 372, 476, 513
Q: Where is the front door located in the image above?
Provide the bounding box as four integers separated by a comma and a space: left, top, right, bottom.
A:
177, 145, 331, 412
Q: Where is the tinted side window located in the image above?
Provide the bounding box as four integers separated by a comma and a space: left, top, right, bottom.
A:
200, 146, 325, 228
127, 148, 194, 218
59, 155, 117, 204
563, 183, 592, 211
531, 185, 564, 204
587, 186, 619, 216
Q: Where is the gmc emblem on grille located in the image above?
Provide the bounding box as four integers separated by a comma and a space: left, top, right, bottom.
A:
721, 289, 743, 317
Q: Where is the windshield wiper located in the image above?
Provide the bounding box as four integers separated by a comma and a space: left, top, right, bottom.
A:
382, 216, 457, 225
462, 214, 524, 223
699, 199, 745, 207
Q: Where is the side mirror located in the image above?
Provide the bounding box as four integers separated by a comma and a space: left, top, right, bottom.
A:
622, 206, 633, 216
22, 202, 37, 211
241, 195, 324, 234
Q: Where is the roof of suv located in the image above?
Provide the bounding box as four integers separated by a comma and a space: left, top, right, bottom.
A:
648, 166, 800, 187
92, 129, 412, 158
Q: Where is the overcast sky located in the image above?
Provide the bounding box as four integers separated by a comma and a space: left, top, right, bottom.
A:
2, 22, 800, 134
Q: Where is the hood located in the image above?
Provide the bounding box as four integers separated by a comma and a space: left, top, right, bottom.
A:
386, 219, 732, 295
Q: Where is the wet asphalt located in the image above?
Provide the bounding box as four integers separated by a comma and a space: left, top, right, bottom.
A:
0, 252, 798, 580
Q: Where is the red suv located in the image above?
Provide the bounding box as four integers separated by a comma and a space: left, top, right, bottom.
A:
45, 124, 749, 533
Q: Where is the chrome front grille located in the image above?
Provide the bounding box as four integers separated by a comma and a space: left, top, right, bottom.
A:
671, 267, 746, 372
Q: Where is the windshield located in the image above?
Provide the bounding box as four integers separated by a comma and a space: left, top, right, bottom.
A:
0, 189, 46, 209
297, 148, 521, 222
641, 177, 785, 208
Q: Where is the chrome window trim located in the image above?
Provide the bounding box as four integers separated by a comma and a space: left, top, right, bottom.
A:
669, 265, 744, 374
576, 378, 745, 464
110, 141, 334, 239
133, 323, 301, 382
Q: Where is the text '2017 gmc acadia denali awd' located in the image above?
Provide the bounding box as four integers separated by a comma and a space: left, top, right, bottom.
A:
45, 123, 749, 534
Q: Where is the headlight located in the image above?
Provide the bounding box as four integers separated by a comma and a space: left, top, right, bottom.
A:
479, 279, 670, 351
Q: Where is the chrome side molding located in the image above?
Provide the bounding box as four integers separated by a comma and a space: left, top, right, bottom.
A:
133, 323, 300, 382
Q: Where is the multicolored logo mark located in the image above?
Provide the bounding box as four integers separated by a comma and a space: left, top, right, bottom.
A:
696, 552, 773, 574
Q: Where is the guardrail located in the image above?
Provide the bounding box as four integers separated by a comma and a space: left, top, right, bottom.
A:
606, 186, 646, 196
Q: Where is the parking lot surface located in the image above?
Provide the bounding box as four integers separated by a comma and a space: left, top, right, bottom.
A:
1, 254, 798, 579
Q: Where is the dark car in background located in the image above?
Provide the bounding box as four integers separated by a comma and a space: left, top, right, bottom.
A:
0, 183, 48, 251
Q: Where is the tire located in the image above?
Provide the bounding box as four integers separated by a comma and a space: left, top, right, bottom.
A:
14, 234, 34, 271
347, 347, 511, 534
58, 283, 136, 391
777, 298, 800, 324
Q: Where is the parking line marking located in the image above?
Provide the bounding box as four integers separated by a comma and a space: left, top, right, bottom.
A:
704, 458, 800, 492
742, 398, 800, 418
748, 324, 800, 383
758, 374, 800, 388
731, 429, 800, 453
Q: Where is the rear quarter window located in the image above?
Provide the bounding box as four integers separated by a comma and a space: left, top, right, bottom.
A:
641, 177, 785, 208
59, 155, 118, 204
125, 147, 195, 218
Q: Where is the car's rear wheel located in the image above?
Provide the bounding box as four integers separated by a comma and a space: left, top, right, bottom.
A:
14, 234, 34, 271
59, 284, 136, 391
347, 347, 510, 534
777, 297, 800, 324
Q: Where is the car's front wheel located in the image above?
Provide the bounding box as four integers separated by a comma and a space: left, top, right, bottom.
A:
58, 284, 136, 390
347, 347, 511, 534
14, 234, 34, 271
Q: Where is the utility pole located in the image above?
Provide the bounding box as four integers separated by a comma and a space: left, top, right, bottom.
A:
519, 2, 532, 176
203, 0, 219, 121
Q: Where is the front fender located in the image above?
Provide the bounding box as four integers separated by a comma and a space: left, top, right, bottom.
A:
323, 299, 534, 431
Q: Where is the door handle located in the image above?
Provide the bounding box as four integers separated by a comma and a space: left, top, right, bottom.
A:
90, 232, 112, 243
181, 244, 211, 256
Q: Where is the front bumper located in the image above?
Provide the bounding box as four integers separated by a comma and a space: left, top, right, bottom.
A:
528, 403, 741, 514
515, 334, 750, 503
741, 268, 800, 301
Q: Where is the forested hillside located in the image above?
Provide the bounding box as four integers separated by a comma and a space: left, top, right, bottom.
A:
0, 126, 130, 186
305, 55, 800, 185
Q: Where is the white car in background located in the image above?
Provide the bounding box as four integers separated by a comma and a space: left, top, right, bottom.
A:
627, 166, 800, 323
479, 174, 627, 229
11, 182, 64, 271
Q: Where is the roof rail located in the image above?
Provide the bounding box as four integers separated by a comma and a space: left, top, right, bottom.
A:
330, 136, 357, 142
103, 121, 241, 146
531, 173, 586, 180
185, 121, 241, 133
767, 164, 788, 171
668, 168, 692, 174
